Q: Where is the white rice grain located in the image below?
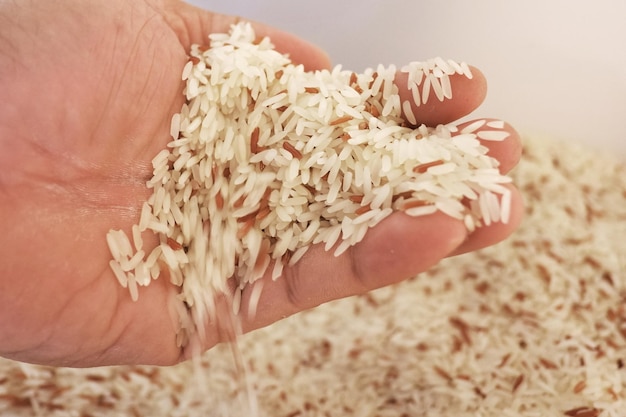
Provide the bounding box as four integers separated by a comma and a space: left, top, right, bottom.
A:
109, 259, 128, 288
461, 119, 487, 134
477, 130, 511, 141
402, 100, 417, 125
105, 23, 512, 344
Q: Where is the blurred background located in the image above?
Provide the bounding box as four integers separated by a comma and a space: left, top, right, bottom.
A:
188, 0, 626, 155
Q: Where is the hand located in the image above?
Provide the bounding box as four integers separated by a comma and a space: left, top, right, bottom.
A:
0, 0, 522, 367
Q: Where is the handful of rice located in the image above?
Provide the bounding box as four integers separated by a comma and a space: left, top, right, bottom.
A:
106, 22, 512, 333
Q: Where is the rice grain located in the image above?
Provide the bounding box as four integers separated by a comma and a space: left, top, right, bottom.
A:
106, 22, 512, 337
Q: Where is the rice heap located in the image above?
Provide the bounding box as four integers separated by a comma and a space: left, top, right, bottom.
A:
3, 135, 626, 416
106, 22, 511, 332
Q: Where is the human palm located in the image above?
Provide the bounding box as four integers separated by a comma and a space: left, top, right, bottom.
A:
0, 0, 522, 367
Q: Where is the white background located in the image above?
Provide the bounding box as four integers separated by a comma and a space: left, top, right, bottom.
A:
187, 0, 626, 155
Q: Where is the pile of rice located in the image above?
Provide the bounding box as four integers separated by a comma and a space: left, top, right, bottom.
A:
105, 22, 512, 337
2, 134, 626, 416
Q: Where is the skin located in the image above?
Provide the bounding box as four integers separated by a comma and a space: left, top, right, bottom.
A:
0, 0, 522, 367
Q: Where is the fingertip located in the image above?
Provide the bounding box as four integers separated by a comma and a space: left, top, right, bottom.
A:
485, 121, 522, 174
456, 118, 522, 174
396, 63, 487, 126
166, 5, 332, 71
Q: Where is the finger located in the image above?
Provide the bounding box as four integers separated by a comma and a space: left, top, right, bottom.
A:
455, 119, 523, 174
396, 65, 487, 127
237, 211, 467, 333
232, 118, 522, 334
165, 3, 331, 71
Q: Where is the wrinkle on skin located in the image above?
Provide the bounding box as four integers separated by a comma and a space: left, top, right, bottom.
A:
0, 0, 185, 365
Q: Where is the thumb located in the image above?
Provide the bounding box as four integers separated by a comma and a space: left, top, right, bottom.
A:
163, 1, 332, 71
236, 211, 467, 335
